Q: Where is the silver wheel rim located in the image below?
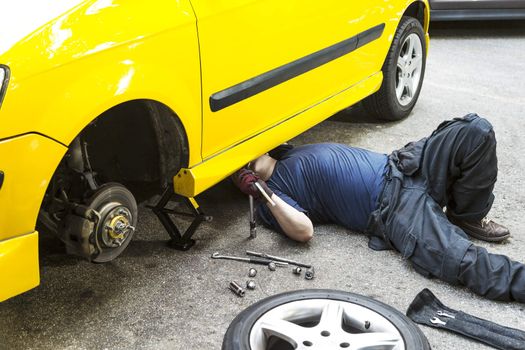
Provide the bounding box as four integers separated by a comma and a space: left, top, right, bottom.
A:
249, 299, 405, 350
396, 33, 423, 106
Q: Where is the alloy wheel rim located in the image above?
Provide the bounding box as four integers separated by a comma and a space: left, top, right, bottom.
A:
249, 299, 405, 350
396, 33, 423, 106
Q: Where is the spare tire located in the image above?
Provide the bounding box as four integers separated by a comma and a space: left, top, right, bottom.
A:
222, 289, 430, 350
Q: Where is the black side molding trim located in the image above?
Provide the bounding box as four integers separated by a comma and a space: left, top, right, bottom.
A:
431, 9, 525, 21
0, 171, 4, 190
209, 23, 385, 112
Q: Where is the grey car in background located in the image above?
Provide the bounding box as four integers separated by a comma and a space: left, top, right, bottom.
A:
431, 0, 525, 20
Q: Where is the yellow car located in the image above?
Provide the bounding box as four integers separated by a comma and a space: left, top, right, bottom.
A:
0, 0, 429, 301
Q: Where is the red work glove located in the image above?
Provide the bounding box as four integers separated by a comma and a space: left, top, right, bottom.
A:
232, 169, 274, 203
232, 168, 259, 197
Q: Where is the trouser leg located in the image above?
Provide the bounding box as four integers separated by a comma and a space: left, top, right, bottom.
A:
459, 245, 525, 302
384, 185, 525, 303
421, 114, 498, 221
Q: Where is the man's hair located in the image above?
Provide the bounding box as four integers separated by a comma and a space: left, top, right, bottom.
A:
268, 143, 294, 160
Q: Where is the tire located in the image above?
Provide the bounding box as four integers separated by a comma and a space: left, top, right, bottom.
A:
363, 16, 427, 121
222, 289, 430, 350
87, 183, 138, 263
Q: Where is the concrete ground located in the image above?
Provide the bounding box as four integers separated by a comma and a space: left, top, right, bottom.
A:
2, 21, 525, 350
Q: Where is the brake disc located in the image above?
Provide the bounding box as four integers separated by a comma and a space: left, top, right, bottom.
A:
88, 184, 138, 263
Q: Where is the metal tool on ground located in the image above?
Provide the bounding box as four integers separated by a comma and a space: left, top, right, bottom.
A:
292, 266, 302, 275
229, 281, 245, 297
211, 252, 288, 266
246, 250, 312, 268
305, 266, 315, 280
249, 195, 256, 238
248, 268, 257, 277
246, 280, 256, 290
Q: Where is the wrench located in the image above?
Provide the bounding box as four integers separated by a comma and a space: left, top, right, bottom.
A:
430, 317, 447, 326
211, 252, 288, 266
246, 250, 312, 268
437, 311, 456, 319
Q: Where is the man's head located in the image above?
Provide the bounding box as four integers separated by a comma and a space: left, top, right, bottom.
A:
249, 143, 293, 180
249, 154, 276, 181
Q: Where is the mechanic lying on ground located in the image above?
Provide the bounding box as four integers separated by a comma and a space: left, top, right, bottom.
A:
233, 114, 525, 303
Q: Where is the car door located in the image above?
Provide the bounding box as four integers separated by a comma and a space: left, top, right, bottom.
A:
191, 0, 387, 159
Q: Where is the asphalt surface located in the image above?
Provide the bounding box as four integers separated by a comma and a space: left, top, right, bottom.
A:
1, 21, 525, 350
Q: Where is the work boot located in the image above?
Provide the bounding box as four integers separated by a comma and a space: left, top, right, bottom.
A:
448, 215, 510, 242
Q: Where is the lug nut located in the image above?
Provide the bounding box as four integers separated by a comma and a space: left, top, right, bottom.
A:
246, 280, 256, 290
248, 268, 257, 277
292, 266, 302, 275
305, 266, 315, 280
268, 262, 277, 271
229, 281, 245, 297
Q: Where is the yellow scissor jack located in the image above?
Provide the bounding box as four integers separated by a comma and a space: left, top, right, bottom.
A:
148, 185, 212, 251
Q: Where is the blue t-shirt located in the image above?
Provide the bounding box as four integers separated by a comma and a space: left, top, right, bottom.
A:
258, 143, 388, 233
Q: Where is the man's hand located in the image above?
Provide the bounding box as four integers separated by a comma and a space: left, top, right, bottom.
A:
233, 168, 312, 242
232, 168, 274, 203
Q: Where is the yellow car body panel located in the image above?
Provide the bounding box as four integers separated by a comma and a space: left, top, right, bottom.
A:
193, 0, 393, 158
0, 232, 40, 302
0, 0, 202, 166
0, 0, 429, 300
0, 134, 67, 241
175, 72, 384, 197
0, 134, 65, 301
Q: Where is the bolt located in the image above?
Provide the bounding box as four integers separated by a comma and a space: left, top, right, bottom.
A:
246, 280, 256, 290
292, 266, 302, 275
229, 281, 245, 297
248, 268, 257, 278
305, 266, 315, 280
268, 262, 277, 271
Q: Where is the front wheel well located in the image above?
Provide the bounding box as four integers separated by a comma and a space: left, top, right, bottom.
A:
54, 99, 189, 205
81, 99, 189, 201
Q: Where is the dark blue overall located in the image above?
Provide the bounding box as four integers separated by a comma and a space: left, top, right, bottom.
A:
259, 114, 525, 303
367, 114, 525, 302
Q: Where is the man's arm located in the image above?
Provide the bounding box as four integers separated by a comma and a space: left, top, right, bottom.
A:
231, 168, 313, 242
266, 194, 313, 242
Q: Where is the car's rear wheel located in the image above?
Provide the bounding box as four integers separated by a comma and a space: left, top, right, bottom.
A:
222, 289, 430, 350
363, 16, 426, 121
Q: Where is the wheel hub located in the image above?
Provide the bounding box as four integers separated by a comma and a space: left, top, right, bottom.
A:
97, 204, 135, 248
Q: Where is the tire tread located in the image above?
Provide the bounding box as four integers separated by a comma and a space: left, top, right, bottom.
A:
363, 16, 426, 121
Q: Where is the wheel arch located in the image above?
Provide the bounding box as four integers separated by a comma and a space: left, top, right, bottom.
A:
72, 99, 188, 200
403, 1, 430, 33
